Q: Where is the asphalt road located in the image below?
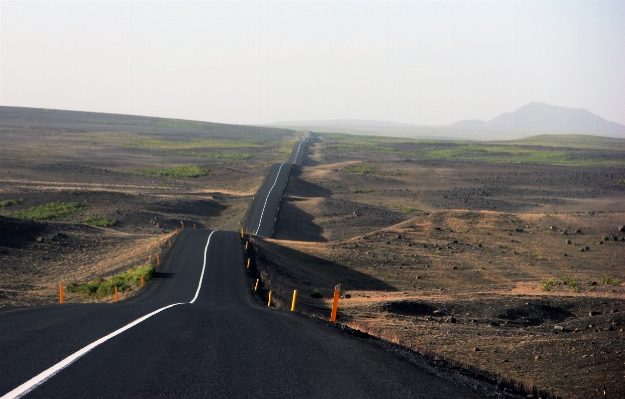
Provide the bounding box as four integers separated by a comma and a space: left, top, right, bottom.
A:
1, 137, 489, 398
244, 138, 307, 237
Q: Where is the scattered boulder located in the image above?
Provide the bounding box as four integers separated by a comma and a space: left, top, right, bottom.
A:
561, 230, 568, 235
589, 311, 601, 316
36, 237, 44, 243
619, 225, 625, 233
343, 294, 352, 299
576, 229, 583, 234
445, 316, 457, 323
515, 227, 524, 233
566, 239, 571, 245
585, 246, 590, 250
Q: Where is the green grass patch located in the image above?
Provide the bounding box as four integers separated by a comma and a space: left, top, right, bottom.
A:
602, 274, 621, 286
66, 265, 156, 298
562, 274, 582, 293
173, 151, 251, 160
0, 197, 22, 209
541, 278, 557, 291
8, 201, 83, 220
352, 187, 375, 194
343, 165, 377, 174
125, 137, 263, 150
139, 165, 208, 178
79, 216, 117, 227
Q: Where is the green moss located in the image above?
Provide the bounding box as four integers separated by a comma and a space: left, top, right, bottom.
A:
139, 165, 208, 178
79, 216, 117, 227
8, 201, 83, 220
343, 165, 377, 174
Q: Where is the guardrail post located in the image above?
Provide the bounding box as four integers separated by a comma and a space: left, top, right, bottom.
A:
268, 291, 273, 307
330, 284, 341, 322
291, 290, 297, 311
254, 279, 259, 291
59, 283, 64, 304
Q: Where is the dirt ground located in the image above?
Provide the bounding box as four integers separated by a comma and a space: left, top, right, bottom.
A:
0, 107, 297, 307
253, 135, 625, 399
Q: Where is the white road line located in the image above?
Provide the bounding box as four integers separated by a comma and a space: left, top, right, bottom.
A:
255, 163, 286, 234
1, 303, 184, 399
189, 230, 217, 304
293, 139, 305, 163
2, 230, 218, 399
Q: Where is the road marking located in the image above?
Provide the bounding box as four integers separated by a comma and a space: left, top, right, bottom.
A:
1, 303, 184, 399
189, 230, 217, 304
293, 139, 305, 163
3, 230, 218, 399
255, 163, 286, 234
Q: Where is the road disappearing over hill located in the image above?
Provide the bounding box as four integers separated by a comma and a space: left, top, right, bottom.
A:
1, 137, 497, 399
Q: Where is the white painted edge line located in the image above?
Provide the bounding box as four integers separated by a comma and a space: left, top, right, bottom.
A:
1, 303, 184, 399
255, 163, 286, 234
3, 230, 218, 399
189, 230, 217, 304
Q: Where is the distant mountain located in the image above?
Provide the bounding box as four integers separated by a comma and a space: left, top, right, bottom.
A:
270, 119, 416, 128
448, 102, 625, 135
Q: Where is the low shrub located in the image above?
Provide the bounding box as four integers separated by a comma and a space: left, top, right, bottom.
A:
310, 289, 324, 299
540, 278, 557, 291
602, 274, 621, 286
67, 265, 156, 298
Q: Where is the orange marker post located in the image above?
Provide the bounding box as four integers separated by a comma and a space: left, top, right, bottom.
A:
141, 276, 145, 287
114, 286, 119, 303
156, 254, 161, 266
330, 284, 341, 322
291, 290, 297, 312
246, 258, 251, 269
268, 291, 273, 307
254, 279, 259, 291
59, 283, 64, 304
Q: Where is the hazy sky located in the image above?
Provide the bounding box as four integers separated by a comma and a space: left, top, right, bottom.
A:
1, 1, 624, 126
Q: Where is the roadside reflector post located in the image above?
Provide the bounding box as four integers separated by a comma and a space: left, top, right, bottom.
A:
181, 221, 184, 229
245, 241, 248, 250
268, 291, 273, 307
59, 283, 64, 304
174, 227, 178, 235
246, 258, 251, 268
291, 290, 297, 311
254, 279, 259, 291
141, 276, 145, 287
330, 284, 341, 322
156, 254, 161, 265
168, 238, 172, 247
240, 228, 244, 238
245, 227, 248, 234
194, 223, 196, 229
114, 286, 119, 303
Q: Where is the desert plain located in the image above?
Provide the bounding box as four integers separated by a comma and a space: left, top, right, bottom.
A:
1, 107, 624, 398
